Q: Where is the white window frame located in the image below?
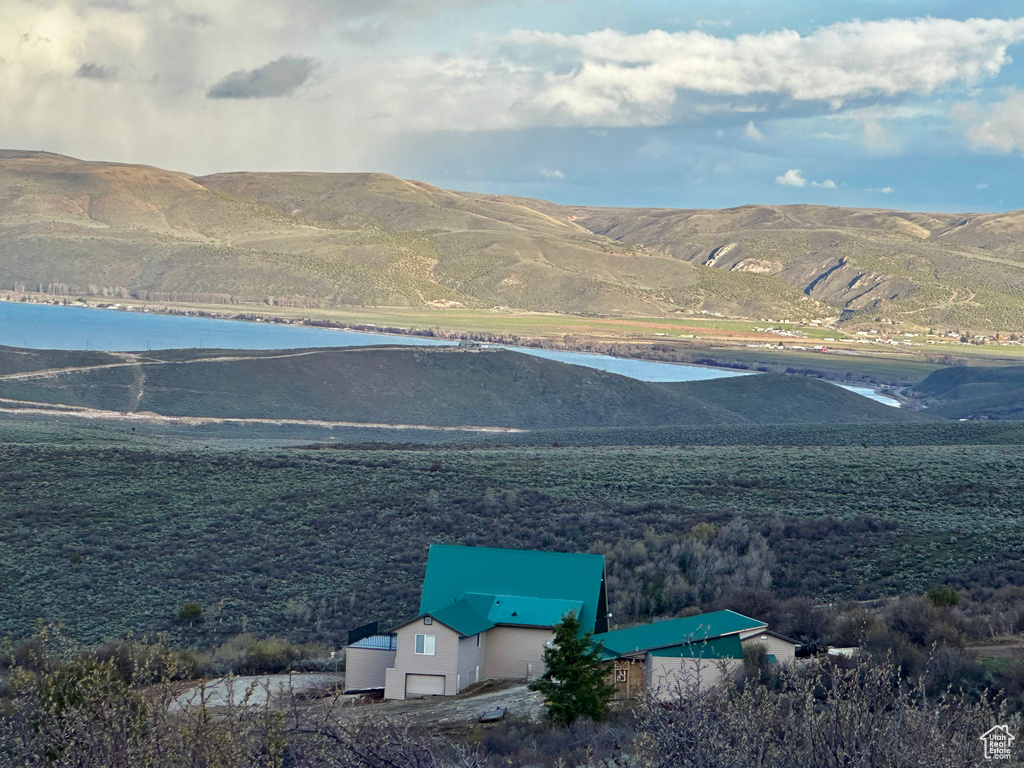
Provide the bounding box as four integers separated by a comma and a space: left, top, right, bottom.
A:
423, 616, 433, 625
414, 633, 436, 655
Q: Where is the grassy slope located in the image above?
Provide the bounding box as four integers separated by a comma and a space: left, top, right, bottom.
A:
665, 374, 913, 424
0, 153, 820, 319
0, 346, 121, 375
1, 420, 1022, 644
567, 204, 1024, 330
911, 366, 1024, 419
0, 346, 925, 427
6, 151, 1024, 329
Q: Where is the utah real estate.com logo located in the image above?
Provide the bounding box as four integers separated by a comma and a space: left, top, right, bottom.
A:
980, 725, 1015, 761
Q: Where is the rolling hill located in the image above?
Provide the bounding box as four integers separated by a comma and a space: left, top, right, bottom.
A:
910, 366, 1024, 420
3, 150, 1024, 329
0, 345, 926, 428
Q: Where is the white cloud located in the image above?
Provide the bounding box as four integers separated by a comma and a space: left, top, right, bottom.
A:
694, 19, 732, 30
976, 182, 990, 189
866, 186, 895, 193
499, 17, 1024, 128
639, 137, 674, 159
775, 169, 807, 187
861, 120, 888, 147
3, 3, 1024, 176
776, 169, 838, 189
961, 89, 1024, 155
539, 167, 565, 179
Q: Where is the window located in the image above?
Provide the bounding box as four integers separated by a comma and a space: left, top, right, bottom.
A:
423, 617, 433, 625
476, 633, 481, 648
414, 634, 435, 655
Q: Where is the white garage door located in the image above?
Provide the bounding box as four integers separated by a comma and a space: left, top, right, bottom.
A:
406, 674, 446, 696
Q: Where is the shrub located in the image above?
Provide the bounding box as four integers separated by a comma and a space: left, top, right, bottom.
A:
249, 637, 301, 674
178, 602, 203, 625
928, 585, 960, 608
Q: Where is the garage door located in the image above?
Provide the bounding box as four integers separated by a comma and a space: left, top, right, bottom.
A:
406, 674, 446, 696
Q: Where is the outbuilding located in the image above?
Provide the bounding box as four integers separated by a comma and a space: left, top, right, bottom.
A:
593, 609, 798, 700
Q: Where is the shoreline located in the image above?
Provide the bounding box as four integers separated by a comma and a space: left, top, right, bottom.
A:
0, 292, 951, 393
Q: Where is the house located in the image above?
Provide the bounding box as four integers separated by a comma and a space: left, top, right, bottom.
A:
593, 609, 798, 701
344, 634, 397, 693
345, 544, 608, 700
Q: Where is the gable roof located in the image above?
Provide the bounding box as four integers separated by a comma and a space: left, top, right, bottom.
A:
593, 610, 766, 659
418, 545, 606, 634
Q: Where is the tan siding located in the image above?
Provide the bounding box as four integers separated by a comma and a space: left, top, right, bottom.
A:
457, 634, 485, 692
384, 619, 460, 700
482, 627, 552, 680
646, 656, 740, 701
345, 647, 396, 692
742, 634, 797, 662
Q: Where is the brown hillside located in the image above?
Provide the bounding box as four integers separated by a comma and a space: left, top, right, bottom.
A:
2, 150, 1024, 329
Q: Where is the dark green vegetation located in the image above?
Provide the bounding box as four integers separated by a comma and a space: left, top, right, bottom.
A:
911, 365, 1024, 420
529, 613, 615, 728
0, 344, 924, 427
2, 416, 1023, 645
5, 150, 1024, 330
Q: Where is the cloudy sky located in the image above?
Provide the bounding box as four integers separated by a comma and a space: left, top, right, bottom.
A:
4, 1, 1024, 211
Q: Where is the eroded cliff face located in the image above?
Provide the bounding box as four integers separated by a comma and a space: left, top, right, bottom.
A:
570, 203, 1024, 328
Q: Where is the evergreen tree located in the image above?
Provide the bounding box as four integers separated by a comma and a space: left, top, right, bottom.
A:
529, 612, 616, 727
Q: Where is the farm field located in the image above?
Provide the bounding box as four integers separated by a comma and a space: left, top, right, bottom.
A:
2, 416, 1022, 646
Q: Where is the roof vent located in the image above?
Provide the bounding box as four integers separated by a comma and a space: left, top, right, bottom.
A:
512, 611, 518, 617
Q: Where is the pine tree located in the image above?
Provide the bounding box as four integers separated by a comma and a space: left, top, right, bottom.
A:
529, 612, 616, 727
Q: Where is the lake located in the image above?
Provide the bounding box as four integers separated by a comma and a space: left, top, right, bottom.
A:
0, 301, 898, 404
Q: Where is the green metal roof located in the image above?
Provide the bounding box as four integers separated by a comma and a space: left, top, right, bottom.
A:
648, 634, 744, 660
483, 594, 584, 629
425, 593, 585, 636
418, 545, 606, 635
593, 610, 766, 659
429, 600, 494, 637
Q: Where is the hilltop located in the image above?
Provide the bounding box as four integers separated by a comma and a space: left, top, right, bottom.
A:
0, 345, 925, 428
910, 366, 1024, 420
3, 151, 1024, 329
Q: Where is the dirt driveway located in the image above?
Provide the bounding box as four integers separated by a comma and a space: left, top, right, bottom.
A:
173, 674, 545, 726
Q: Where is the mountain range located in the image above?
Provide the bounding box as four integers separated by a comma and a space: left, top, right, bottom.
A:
3, 150, 1024, 330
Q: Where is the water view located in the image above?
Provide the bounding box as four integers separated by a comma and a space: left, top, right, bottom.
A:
0, 301, 898, 404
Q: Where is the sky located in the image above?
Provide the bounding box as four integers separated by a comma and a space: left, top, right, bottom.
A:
4, 1, 1024, 212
